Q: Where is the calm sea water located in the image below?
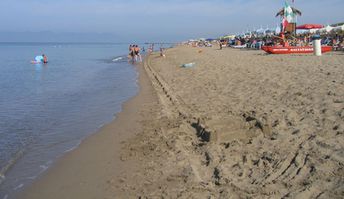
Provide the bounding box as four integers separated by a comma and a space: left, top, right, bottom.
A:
0, 42, 139, 198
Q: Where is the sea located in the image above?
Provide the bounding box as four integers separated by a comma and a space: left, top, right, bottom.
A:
0, 42, 140, 199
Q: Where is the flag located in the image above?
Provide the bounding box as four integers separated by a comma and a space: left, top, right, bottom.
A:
281, 1, 294, 32
282, 16, 289, 32
284, 1, 294, 23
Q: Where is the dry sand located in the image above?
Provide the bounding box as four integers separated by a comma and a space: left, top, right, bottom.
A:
117, 46, 344, 198
19, 46, 344, 199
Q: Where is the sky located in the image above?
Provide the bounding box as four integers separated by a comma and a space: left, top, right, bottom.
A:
0, 0, 343, 42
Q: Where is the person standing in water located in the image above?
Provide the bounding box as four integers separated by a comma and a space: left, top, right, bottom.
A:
42, 54, 48, 63
128, 45, 135, 62
134, 45, 142, 62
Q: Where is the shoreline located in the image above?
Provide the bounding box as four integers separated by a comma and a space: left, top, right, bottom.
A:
17, 57, 159, 199
16, 45, 344, 198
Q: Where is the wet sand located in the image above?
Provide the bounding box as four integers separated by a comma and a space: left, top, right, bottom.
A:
18, 63, 159, 199
19, 46, 344, 198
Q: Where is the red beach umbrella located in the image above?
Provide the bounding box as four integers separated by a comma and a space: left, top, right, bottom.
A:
296, 24, 324, 29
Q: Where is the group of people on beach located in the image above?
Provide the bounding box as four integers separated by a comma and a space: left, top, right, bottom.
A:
128, 44, 142, 62
216, 32, 344, 51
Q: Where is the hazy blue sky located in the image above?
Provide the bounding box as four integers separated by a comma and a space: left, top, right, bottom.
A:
0, 0, 343, 42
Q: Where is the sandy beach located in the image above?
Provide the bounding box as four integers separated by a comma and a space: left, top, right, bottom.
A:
19, 46, 344, 198
117, 46, 344, 198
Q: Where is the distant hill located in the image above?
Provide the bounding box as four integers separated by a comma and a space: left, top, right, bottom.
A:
0, 31, 127, 43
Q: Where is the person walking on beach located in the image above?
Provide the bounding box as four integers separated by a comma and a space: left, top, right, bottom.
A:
160, 47, 165, 57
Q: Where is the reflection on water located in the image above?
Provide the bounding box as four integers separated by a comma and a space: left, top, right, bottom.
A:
33, 64, 48, 81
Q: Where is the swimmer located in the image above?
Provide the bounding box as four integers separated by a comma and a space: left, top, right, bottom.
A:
42, 54, 48, 63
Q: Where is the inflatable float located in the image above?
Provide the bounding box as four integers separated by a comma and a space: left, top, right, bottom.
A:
31, 55, 48, 64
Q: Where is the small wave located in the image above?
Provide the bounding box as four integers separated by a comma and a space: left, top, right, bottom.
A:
39, 160, 53, 173
13, 183, 24, 191
3, 194, 8, 199
0, 174, 5, 185
99, 56, 126, 64
0, 150, 25, 186
39, 165, 49, 172
112, 56, 124, 62
63, 141, 81, 153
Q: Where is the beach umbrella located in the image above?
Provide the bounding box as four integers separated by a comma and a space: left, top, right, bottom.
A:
256, 27, 265, 34
317, 25, 334, 33
265, 29, 272, 34
332, 25, 344, 32
310, 29, 318, 34
296, 24, 324, 29
325, 25, 334, 32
